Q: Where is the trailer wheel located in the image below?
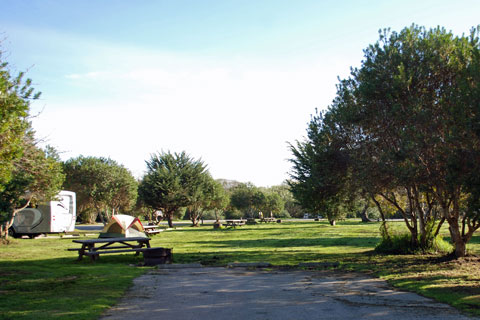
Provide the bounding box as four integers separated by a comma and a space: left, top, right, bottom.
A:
8, 228, 20, 239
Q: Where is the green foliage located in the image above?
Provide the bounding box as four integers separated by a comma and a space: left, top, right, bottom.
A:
288, 110, 350, 224
224, 208, 243, 219
206, 180, 229, 221
1, 221, 480, 317
0, 139, 65, 224
0, 53, 40, 191
63, 156, 137, 223
229, 183, 265, 217
375, 232, 414, 255
376, 223, 453, 255
228, 183, 287, 218
0, 51, 65, 235
138, 151, 210, 227
290, 24, 480, 256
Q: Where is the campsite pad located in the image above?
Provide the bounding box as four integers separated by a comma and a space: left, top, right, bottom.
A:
101, 267, 476, 320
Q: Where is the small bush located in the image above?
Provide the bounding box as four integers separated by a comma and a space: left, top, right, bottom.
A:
375, 232, 453, 255
276, 210, 291, 218
375, 233, 414, 254
430, 236, 453, 254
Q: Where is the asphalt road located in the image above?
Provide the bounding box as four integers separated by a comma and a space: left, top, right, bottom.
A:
100, 266, 477, 320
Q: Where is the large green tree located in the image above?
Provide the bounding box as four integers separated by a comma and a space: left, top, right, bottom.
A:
0, 52, 64, 239
0, 54, 40, 190
229, 183, 266, 218
138, 151, 209, 228
347, 26, 480, 256
63, 156, 137, 224
207, 180, 230, 222
289, 111, 350, 225
185, 172, 217, 227
292, 25, 480, 257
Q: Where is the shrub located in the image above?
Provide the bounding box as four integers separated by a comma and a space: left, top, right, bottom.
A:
276, 210, 291, 218
375, 232, 414, 254
375, 225, 453, 255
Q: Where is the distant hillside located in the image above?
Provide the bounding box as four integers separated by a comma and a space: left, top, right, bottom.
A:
216, 179, 243, 190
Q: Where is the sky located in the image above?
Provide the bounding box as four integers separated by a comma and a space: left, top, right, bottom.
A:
1, 0, 479, 187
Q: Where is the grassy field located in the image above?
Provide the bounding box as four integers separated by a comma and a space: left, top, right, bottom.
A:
1, 220, 480, 319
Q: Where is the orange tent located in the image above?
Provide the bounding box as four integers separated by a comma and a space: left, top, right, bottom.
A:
99, 214, 147, 238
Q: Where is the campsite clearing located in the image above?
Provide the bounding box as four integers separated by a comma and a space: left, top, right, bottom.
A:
1, 220, 480, 319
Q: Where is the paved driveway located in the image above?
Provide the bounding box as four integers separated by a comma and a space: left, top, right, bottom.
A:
101, 266, 476, 320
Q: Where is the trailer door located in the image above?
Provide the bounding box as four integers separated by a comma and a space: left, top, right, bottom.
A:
51, 193, 75, 232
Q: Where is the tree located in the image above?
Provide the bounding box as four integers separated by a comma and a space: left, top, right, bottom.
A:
230, 183, 265, 218
347, 26, 480, 256
296, 25, 480, 256
63, 156, 137, 224
258, 192, 285, 218
207, 180, 230, 222
138, 151, 209, 228
288, 111, 350, 225
185, 172, 216, 227
0, 52, 64, 240
0, 53, 40, 190
106, 164, 138, 216
0, 132, 65, 240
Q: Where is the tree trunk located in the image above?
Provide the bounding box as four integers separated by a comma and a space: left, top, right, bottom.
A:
1, 198, 32, 240
446, 215, 467, 258
98, 212, 106, 225
329, 220, 336, 226
450, 224, 467, 257
190, 216, 199, 227
167, 214, 174, 228
371, 195, 386, 222
360, 203, 371, 222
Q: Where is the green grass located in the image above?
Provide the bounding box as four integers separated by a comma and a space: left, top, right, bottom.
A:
0, 238, 145, 320
1, 220, 480, 319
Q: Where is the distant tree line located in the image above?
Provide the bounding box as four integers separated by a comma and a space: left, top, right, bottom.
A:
289, 25, 480, 258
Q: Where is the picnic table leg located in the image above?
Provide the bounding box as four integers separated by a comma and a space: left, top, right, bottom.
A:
87, 244, 98, 262
78, 244, 87, 261
136, 240, 151, 256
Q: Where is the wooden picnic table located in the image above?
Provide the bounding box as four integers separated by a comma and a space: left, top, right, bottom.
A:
69, 237, 151, 261
260, 217, 276, 223
224, 219, 247, 228
142, 225, 162, 235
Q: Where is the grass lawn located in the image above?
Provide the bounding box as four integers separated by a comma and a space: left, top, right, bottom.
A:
1, 220, 480, 319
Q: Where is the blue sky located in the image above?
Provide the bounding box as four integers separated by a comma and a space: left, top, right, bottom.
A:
1, 0, 479, 186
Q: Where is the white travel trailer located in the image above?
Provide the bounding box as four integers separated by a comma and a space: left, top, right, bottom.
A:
9, 190, 76, 238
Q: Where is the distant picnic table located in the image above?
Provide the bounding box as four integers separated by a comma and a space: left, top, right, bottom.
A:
69, 237, 151, 261
142, 224, 162, 235
224, 219, 247, 228
260, 217, 276, 223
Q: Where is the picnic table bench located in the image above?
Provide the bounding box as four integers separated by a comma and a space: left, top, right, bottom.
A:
224, 219, 247, 228
68, 237, 151, 261
143, 224, 162, 235
260, 217, 276, 223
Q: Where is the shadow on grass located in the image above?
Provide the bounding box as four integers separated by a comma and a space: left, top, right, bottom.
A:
193, 237, 380, 249
170, 249, 362, 266
167, 222, 362, 233
0, 256, 146, 320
